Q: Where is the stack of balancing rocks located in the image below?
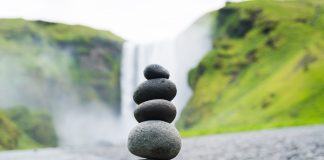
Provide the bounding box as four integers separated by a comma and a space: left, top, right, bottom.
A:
128, 64, 181, 160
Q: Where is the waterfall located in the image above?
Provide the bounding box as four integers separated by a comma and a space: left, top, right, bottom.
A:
120, 13, 213, 132
120, 42, 138, 137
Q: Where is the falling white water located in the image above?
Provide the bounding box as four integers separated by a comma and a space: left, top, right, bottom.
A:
120, 42, 138, 138
120, 13, 214, 133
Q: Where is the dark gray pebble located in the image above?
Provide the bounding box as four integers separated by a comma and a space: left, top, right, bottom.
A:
144, 64, 170, 79
133, 78, 177, 104
134, 99, 176, 123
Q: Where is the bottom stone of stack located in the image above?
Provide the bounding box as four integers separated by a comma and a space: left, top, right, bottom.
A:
128, 120, 182, 160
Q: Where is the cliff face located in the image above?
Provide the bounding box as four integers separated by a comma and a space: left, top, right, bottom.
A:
0, 19, 123, 110
0, 19, 123, 150
177, 0, 324, 136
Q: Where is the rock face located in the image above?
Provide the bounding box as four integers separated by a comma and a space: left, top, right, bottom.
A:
128, 121, 181, 160
134, 99, 176, 123
128, 64, 182, 160
144, 64, 170, 79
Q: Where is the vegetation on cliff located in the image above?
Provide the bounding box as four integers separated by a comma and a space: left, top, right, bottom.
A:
0, 18, 123, 110
0, 111, 19, 150
0, 19, 123, 150
177, 0, 324, 136
0, 106, 56, 150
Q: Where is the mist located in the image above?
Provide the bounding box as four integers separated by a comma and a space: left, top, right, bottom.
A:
0, 43, 125, 146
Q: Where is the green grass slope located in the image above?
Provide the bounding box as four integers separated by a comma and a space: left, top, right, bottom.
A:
0, 106, 57, 150
177, 0, 324, 136
0, 111, 19, 150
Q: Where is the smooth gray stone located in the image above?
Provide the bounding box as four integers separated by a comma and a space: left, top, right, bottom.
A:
128, 121, 181, 160
144, 64, 170, 79
133, 78, 177, 104
134, 99, 176, 123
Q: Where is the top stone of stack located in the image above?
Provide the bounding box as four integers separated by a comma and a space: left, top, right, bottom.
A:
144, 64, 170, 79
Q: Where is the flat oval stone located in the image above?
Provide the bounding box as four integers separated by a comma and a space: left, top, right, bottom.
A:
134, 99, 176, 123
133, 78, 177, 104
144, 64, 170, 79
128, 121, 181, 160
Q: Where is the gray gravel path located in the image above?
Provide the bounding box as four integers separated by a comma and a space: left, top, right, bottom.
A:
1, 125, 324, 160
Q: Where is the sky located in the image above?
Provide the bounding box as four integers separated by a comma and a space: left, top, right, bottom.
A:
0, 0, 229, 42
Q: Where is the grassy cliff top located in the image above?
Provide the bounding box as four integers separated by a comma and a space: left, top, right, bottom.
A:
0, 18, 124, 44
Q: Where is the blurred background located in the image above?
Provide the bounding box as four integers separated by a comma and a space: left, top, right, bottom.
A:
0, 0, 323, 151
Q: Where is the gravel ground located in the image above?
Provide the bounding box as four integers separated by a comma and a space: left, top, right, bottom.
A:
1, 125, 324, 160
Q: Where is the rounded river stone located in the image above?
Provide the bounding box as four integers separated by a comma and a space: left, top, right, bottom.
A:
128, 121, 181, 160
144, 64, 170, 79
133, 78, 177, 104
134, 99, 176, 123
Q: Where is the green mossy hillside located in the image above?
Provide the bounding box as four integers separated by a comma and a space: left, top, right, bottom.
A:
0, 19, 124, 110
177, 0, 324, 136
0, 111, 19, 150
0, 106, 57, 150
0, 19, 124, 150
